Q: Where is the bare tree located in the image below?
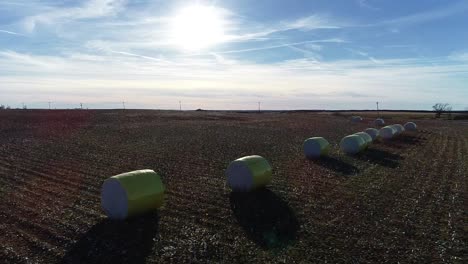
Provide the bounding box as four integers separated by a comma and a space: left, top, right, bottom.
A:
432, 103, 452, 118
0, 104, 4, 110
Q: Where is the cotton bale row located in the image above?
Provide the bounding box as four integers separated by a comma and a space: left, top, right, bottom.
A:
226, 155, 272, 192
101, 169, 165, 220
404, 122, 417, 131
303, 137, 330, 159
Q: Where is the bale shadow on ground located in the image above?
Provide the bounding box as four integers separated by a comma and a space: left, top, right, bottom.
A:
229, 188, 299, 250
311, 156, 360, 175
60, 212, 159, 264
380, 134, 426, 149
354, 148, 402, 168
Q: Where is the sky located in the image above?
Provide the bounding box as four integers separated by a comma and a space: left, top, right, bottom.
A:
0, 0, 467, 110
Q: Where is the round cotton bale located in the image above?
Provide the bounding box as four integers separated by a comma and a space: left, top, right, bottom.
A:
374, 118, 385, 126
380, 126, 396, 139
364, 128, 379, 140
340, 135, 366, 155
351, 116, 363, 123
354, 132, 373, 148
303, 137, 330, 159
392, 124, 405, 135
404, 122, 417, 131
226, 155, 272, 192
389, 125, 399, 136
101, 169, 165, 220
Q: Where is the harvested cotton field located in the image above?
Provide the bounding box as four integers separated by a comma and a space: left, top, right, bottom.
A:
0, 110, 466, 263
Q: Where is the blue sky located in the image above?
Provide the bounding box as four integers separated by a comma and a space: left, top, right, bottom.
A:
0, 0, 467, 110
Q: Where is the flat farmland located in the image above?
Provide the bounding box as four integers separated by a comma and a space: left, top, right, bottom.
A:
0, 110, 466, 263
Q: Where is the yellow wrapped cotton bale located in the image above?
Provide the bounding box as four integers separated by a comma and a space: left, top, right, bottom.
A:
340, 135, 366, 155
101, 169, 165, 220
303, 137, 330, 159
226, 155, 272, 192
364, 128, 379, 141
404, 122, 417, 131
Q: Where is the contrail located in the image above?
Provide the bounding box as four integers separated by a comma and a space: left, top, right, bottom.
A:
0, 30, 25, 36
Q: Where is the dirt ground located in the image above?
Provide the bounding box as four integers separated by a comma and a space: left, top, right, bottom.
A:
0, 110, 466, 263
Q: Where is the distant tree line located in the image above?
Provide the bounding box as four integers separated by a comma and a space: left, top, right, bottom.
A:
432, 103, 452, 118
0, 104, 27, 110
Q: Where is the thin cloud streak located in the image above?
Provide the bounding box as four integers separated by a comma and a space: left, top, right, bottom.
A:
21, 0, 125, 32
0, 29, 25, 36
357, 0, 380, 10
108, 50, 172, 64
215, 39, 346, 54
380, 0, 468, 26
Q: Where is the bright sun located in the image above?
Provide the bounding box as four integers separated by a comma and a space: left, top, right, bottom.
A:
170, 5, 226, 51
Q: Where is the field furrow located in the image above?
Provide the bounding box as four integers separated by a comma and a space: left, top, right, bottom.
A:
0, 110, 466, 263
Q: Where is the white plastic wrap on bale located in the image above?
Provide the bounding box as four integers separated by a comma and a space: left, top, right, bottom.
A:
388, 125, 399, 136
101, 169, 165, 220
404, 122, 417, 131
303, 137, 330, 159
380, 126, 396, 139
340, 135, 365, 155
392, 124, 405, 135
374, 118, 385, 126
364, 128, 379, 140
351, 116, 363, 123
226, 155, 272, 192
354, 132, 373, 148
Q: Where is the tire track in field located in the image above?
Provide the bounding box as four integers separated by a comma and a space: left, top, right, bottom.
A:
388, 128, 464, 263
441, 130, 467, 262
388, 131, 448, 262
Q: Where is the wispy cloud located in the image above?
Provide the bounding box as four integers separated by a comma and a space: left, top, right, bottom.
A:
380, 0, 468, 26
281, 15, 342, 30
1, 50, 467, 109
214, 39, 345, 55
22, 0, 125, 32
448, 51, 468, 61
1, 1, 467, 110
357, 0, 380, 11
0, 29, 25, 36
346, 48, 380, 64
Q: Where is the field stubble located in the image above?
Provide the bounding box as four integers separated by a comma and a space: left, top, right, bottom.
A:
0, 110, 466, 263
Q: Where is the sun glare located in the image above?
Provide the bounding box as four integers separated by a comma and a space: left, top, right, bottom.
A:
170, 4, 226, 51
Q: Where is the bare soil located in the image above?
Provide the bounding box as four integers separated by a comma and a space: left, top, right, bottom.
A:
0, 110, 466, 263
